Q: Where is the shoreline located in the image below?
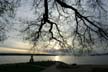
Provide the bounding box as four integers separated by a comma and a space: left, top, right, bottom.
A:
0, 61, 108, 72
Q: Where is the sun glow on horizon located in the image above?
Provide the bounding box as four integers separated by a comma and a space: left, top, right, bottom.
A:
54, 47, 60, 50
0, 47, 28, 53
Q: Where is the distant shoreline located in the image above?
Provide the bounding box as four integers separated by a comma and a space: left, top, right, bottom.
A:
0, 53, 57, 56
0, 53, 108, 56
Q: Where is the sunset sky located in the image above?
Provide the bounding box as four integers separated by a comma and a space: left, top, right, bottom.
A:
0, 0, 108, 54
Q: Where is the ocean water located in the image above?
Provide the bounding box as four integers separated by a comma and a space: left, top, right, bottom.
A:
0, 56, 108, 65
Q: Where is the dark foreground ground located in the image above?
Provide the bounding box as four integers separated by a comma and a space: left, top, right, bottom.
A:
0, 61, 55, 72
0, 61, 108, 72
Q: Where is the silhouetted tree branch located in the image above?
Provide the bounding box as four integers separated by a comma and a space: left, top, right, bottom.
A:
16, 0, 108, 55
0, 0, 20, 41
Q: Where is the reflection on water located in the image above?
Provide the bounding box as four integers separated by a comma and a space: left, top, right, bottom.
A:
54, 56, 60, 61
0, 56, 108, 65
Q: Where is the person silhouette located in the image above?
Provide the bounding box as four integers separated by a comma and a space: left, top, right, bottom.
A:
29, 55, 34, 63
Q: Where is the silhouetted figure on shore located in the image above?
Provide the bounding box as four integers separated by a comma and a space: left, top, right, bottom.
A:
29, 55, 34, 63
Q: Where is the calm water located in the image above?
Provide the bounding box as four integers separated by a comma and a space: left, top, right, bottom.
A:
0, 56, 108, 65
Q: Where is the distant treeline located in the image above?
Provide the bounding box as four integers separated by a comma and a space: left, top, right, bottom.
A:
90, 53, 108, 56
0, 53, 57, 56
